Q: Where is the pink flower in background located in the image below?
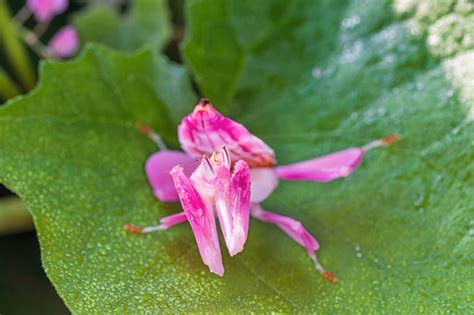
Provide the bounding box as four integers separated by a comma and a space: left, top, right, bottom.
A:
47, 25, 78, 59
125, 99, 399, 280
27, 0, 68, 22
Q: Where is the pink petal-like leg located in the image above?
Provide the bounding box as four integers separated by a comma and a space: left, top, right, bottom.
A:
249, 167, 279, 203
251, 204, 337, 282
139, 122, 199, 202
171, 165, 224, 276
146, 151, 198, 202
215, 159, 251, 256
275, 134, 400, 183
124, 212, 188, 234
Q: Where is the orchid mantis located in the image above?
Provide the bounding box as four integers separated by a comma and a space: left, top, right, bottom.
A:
125, 99, 399, 281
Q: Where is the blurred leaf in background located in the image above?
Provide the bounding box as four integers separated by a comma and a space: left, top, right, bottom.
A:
0, 0, 473, 313
73, 0, 171, 52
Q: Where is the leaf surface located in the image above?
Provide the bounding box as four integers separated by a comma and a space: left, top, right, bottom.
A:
1, 0, 473, 313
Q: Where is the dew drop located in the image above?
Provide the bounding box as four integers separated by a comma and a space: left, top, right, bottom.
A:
413, 190, 428, 210
354, 243, 363, 258
342, 15, 361, 29
312, 67, 322, 79
416, 82, 424, 91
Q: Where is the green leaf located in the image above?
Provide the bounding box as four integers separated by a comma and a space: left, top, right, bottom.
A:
183, 0, 474, 312
73, 0, 171, 52
72, 5, 121, 48
0, 0, 473, 313
182, 0, 358, 111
